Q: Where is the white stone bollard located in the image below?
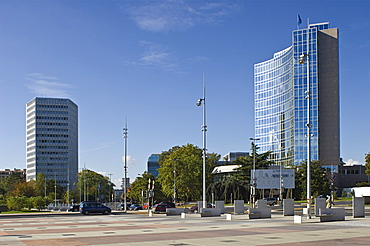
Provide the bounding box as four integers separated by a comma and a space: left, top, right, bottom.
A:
294, 215, 302, 223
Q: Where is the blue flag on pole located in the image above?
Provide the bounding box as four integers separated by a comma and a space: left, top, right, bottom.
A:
297, 14, 302, 26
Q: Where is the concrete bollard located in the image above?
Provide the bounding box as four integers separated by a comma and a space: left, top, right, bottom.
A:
149, 210, 153, 217
181, 212, 186, 219
294, 215, 302, 224
225, 214, 232, 220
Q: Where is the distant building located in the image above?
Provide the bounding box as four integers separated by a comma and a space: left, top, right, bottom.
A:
147, 154, 161, 177
212, 165, 240, 182
0, 168, 26, 179
222, 152, 249, 162
113, 189, 124, 202
26, 97, 78, 188
337, 164, 369, 188
254, 22, 339, 167
121, 177, 130, 190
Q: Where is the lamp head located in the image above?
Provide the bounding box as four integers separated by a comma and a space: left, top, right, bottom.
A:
298, 59, 305, 64
196, 99, 202, 106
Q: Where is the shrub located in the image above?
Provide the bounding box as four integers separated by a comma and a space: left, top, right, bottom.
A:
6, 196, 27, 211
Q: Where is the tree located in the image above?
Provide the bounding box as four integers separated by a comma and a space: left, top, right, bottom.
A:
6, 196, 27, 211
30, 196, 52, 211
294, 160, 330, 200
129, 172, 165, 204
75, 169, 114, 202
34, 172, 47, 197
0, 172, 25, 196
157, 144, 220, 202
232, 143, 273, 201
365, 153, 370, 176
11, 180, 36, 198
234, 143, 273, 183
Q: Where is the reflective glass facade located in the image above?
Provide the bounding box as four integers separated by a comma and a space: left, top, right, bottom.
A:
254, 22, 339, 167
254, 47, 294, 166
147, 154, 160, 177
26, 98, 78, 187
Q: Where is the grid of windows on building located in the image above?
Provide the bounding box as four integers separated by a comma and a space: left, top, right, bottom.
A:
254, 22, 339, 167
26, 98, 78, 188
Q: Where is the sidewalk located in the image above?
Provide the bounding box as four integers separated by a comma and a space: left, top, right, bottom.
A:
2, 209, 370, 245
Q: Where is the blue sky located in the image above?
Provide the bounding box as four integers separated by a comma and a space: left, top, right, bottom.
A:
1, 0, 369, 187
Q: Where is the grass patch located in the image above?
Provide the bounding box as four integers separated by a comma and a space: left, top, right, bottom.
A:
1, 210, 51, 214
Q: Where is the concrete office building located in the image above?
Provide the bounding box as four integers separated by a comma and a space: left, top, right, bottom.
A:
26, 98, 78, 188
254, 22, 339, 168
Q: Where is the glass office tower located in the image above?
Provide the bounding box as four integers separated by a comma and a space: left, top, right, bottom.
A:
254, 22, 339, 167
147, 154, 161, 177
26, 98, 78, 188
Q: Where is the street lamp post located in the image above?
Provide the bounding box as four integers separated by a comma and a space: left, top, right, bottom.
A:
123, 118, 128, 213
67, 164, 70, 207
298, 31, 312, 219
54, 172, 57, 208
108, 174, 113, 202
249, 137, 260, 208
196, 75, 207, 209
83, 163, 87, 202
173, 160, 176, 204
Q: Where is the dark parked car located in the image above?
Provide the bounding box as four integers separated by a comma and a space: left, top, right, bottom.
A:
129, 204, 143, 211
153, 204, 173, 213
158, 201, 175, 208
190, 203, 212, 213
79, 201, 111, 215
69, 204, 80, 212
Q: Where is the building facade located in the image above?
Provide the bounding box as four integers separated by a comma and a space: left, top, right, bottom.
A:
222, 152, 249, 162
147, 154, 161, 177
0, 169, 26, 179
254, 22, 339, 168
26, 98, 78, 188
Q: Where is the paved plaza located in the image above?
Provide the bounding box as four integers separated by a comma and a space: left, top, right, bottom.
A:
1, 209, 370, 246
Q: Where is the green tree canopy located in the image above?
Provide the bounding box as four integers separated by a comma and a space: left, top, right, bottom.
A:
34, 172, 47, 197
11, 180, 36, 198
0, 172, 25, 196
129, 171, 165, 204
233, 143, 273, 185
157, 143, 220, 202
365, 153, 370, 176
75, 169, 114, 202
294, 160, 330, 200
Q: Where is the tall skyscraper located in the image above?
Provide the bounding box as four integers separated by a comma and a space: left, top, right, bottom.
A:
254, 22, 339, 168
26, 98, 78, 188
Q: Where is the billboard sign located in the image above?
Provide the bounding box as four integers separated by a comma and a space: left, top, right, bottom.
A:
251, 169, 295, 189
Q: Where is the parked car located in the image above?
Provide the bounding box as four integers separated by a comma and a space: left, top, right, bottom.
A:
79, 201, 111, 215
189, 203, 212, 213
68, 204, 80, 212
142, 203, 149, 209
129, 204, 143, 211
153, 204, 173, 213
118, 202, 132, 210
158, 201, 175, 208
263, 197, 278, 206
